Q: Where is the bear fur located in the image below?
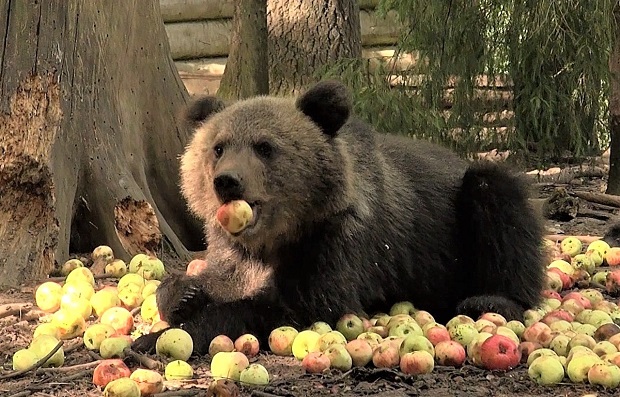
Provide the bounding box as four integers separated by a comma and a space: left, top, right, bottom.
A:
132, 80, 546, 355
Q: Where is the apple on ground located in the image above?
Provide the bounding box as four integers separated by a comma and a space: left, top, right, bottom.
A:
479, 334, 521, 371
130, 368, 164, 396
372, 341, 400, 369
234, 334, 260, 357
35, 281, 63, 313
239, 363, 270, 386
588, 362, 620, 388
165, 360, 194, 380
400, 350, 435, 375
29, 335, 65, 367
100, 307, 134, 335
301, 351, 331, 373
566, 353, 602, 383
103, 378, 141, 397
156, 328, 194, 361
310, 321, 333, 335
83, 323, 116, 350
434, 340, 466, 367
345, 339, 373, 367
291, 330, 321, 360
336, 314, 365, 341
324, 344, 353, 371
209, 335, 235, 357
93, 359, 132, 388
12, 349, 39, 371
210, 351, 250, 381
99, 337, 132, 359
268, 326, 298, 356
389, 301, 416, 316
528, 355, 565, 386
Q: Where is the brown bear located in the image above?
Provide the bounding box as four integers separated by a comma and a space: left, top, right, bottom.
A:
132, 80, 546, 355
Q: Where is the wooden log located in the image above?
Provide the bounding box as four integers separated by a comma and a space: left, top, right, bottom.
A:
159, 0, 381, 23
159, 0, 235, 22
165, 9, 402, 60
572, 191, 620, 208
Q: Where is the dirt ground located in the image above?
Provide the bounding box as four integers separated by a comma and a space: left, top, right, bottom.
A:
0, 172, 618, 397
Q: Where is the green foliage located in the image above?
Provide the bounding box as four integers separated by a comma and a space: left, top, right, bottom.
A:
321, 0, 616, 160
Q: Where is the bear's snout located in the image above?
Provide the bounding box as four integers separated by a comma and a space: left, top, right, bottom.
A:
213, 171, 244, 202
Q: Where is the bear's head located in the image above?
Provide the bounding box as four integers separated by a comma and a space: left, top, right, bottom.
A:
180, 80, 355, 254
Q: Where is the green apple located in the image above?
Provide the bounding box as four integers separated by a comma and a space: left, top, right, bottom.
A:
61, 259, 84, 277
399, 350, 435, 375
398, 334, 434, 357
210, 351, 249, 381
389, 301, 416, 316
336, 314, 365, 341
291, 330, 321, 360
561, 237, 582, 257
547, 259, 575, 276
566, 353, 602, 383
99, 337, 132, 359
528, 355, 565, 385
314, 330, 347, 352
12, 349, 39, 371
90, 289, 121, 318
309, 321, 332, 335
239, 363, 270, 386
572, 254, 595, 275
549, 334, 571, 357
83, 323, 116, 350
103, 378, 141, 397
356, 331, 383, 348
324, 344, 353, 371
156, 328, 194, 361
448, 323, 478, 347
105, 259, 128, 278
35, 281, 63, 313
587, 240, 611, 259
65, 266, 95, 287
140, 294, 159, 324
29, 335, 65, 367
165, 360, 194, 381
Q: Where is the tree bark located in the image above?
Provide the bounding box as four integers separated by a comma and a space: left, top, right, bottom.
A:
267, 0, 362, 95
607, 7, 620, 195
0, 0, 204, 288
217, 0, 269, 100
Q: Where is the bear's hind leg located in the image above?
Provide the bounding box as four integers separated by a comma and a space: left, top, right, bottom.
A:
454, 161, 545, 321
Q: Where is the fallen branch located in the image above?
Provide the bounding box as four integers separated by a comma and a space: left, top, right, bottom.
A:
153, 390, 201, 397
124, 347, 164, 371
544, 234, 603, 244
44, 273, 116, 284
525, 165, 606, 184
0, 340, 64, 380
576, 208, 611, 221
39, 360, 101, 373
572, 191, 620, 208
0, 303, 33, 319
6, 391, 31, 397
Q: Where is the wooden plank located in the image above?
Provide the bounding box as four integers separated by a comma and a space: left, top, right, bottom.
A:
159, 0, 234, 22
165, 9, 402, 60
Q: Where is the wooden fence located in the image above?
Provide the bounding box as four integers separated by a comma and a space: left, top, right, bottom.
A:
159, 0, 407, 95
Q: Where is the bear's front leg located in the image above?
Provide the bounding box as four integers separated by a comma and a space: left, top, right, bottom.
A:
132, 295, 291, 355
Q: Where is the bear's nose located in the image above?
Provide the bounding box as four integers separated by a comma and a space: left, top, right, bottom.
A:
213, 171, 244, 201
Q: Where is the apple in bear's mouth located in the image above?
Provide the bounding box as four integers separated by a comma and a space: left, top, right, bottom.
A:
216, 200, 259, 235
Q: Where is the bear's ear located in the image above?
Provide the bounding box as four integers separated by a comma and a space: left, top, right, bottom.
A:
183, 96, 227, 128
295, 80, 352, 137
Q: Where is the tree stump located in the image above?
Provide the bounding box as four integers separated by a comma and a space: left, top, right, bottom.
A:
0, 0, 204, 288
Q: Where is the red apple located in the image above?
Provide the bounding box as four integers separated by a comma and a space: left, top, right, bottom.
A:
301, 351, 331, 373
547, 268, 573, 290
563, 292, 592, 309
92, 359, 132, 388
522, 322, 554, 347
186, 259, 209, 276
479, 334, 520, 371
400, 350, 434, 375
100, 307, 134, 335
234, 334, 260, 358
606, 247, 620, 267
541, 289, 562, 300
434, 340, 466, 367
606, 270, 620, 296
372, 341, 400, 369
424, 325, 451, 346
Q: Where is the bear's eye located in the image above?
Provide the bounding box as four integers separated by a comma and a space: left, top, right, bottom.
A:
213, 144, 224, 159
254, 141, 274, 159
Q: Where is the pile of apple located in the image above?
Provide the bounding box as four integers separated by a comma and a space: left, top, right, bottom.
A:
12, 246, 202, 396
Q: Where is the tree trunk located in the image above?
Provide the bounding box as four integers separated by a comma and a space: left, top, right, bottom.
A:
217, 0, 269, 100
607, 7, 620, 195
267, 0, 362, 95
0, 0, 204, 288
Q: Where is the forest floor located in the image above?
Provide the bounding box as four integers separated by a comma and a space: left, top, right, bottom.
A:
0, 163, 618, 397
